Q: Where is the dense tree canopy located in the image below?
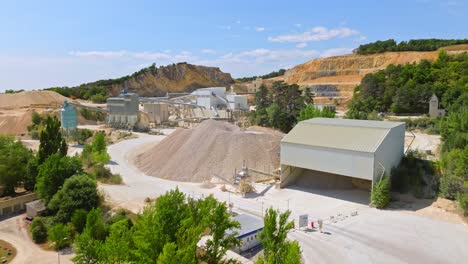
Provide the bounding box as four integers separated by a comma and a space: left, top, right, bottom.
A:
237, 69, 286, 82
354, 38, 468, 55
0, 136, 33, 195
346, 51, 468, 118
73, 189, 241, 264
250, 81, 308, 132
35, 154, 83, 203
38, 116, 67, 163
48, 174, 99, 223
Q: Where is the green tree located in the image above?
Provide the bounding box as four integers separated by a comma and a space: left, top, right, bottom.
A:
71, 209, 89, 233
35, 154, 83, 203
48, 174, 99, 223
24, 155, 39, 191
99, 220, 132, 264
73, 231, 102, 264
37, 116, 67, 163
259, 208, 299, 263
255, 84, 271, 110
30, 217, 48, 243
298, 105, 335, 121
203, 202, 240, 264
48, 223, 72, 249
0, 136, 32, 195
371, 176, 391, 208
157, 243, 180, 264
132, 188, 189, 263
439, 176, 464, 200
85, 208, 108, 241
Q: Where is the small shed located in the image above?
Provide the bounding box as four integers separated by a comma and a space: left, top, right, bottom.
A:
25, 200, 46, 218
228, 213, 264, 253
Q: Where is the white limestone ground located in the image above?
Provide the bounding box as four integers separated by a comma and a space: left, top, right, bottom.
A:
100, 131, 468, 264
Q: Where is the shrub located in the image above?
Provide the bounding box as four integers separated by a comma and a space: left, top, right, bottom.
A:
91, 164, 122, 184
30, 217, 48, 243
48, 223, 72, 249
457, 193, 468, 216
439, 175, 464, 200
371, 176, 391, 209
71, 209, 89, 233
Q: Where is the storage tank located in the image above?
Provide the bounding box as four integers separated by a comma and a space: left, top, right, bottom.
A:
61, 100, 77, 131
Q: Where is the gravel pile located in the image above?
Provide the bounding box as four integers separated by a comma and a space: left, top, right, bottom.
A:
135, 120, 283, 182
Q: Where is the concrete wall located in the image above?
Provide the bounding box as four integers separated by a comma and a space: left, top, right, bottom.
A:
280, 165, 304, 188
281, 142, 375, 181
0, 193, 37, 217
374, 124, 405, 182
144, 103, 169, 124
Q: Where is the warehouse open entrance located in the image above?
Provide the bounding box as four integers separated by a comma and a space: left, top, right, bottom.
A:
280, 165, 371, 204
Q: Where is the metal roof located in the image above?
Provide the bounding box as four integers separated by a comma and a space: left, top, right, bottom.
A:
25, 200, 46, 211
227, 213, 263, 238
281, 118, 405, 153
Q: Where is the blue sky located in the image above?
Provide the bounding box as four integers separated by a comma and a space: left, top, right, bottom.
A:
0, 0, 467, 91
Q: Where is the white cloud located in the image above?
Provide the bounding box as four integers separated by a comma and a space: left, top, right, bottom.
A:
268, 26, 359, 43
1, 46, 355, 91
255, 27, 265, 32
355, 35, 367, 42
296, 42, 307, 48
201, 49, 217, 55
133, 52, 171, 60
294, 23, 302, 28
319, 48, 353, 58
69, 50, 127, 58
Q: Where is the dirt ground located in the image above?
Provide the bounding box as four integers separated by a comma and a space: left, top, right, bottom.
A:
0, 239, 16, 263
0, 214, 73, 264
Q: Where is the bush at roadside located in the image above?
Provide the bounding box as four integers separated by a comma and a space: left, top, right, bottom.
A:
30, 217, 48, 243
371, 176, 391, 209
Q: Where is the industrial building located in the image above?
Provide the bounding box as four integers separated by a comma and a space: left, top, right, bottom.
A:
193, 87, 228, 109
280, 118, 405, 189
192, 87, 248, 111
228, 213, 263, 253
143, 103, 169, 124
227, 94, 249, 110
429, 93, 446, 117
106, 90, 139, 129
60, 100, 77, 132
25, 199, 46, 219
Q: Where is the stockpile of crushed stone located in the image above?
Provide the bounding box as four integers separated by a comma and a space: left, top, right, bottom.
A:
135, 120, 283, 182
0, 90, 67, 109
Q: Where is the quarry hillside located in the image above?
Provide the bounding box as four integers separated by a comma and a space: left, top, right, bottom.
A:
259, 44, 468, 105
84, 62, 234, 97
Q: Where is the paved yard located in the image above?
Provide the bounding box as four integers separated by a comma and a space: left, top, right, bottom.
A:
0, 214, 73, 264
100, 133, 468, 264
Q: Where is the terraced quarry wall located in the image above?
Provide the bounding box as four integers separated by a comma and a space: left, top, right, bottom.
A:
271, 45, 468, 107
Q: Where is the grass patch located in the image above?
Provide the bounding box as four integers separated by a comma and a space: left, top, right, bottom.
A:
0, 239, 17, 263
90, 163, 123, 185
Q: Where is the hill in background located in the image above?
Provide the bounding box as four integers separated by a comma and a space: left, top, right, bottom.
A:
48, 62, 234, 101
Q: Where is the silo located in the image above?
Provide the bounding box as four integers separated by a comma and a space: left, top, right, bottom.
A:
61, 100, 77, 131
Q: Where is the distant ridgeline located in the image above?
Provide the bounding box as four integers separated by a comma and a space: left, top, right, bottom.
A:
236, 69, 286, 83
45, 62, 233, 103
46, 64, 158, 103
354, 38, 468, 55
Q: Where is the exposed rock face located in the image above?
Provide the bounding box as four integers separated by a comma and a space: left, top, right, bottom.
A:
258, 45, 468, 106
110, 63, 234, 96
